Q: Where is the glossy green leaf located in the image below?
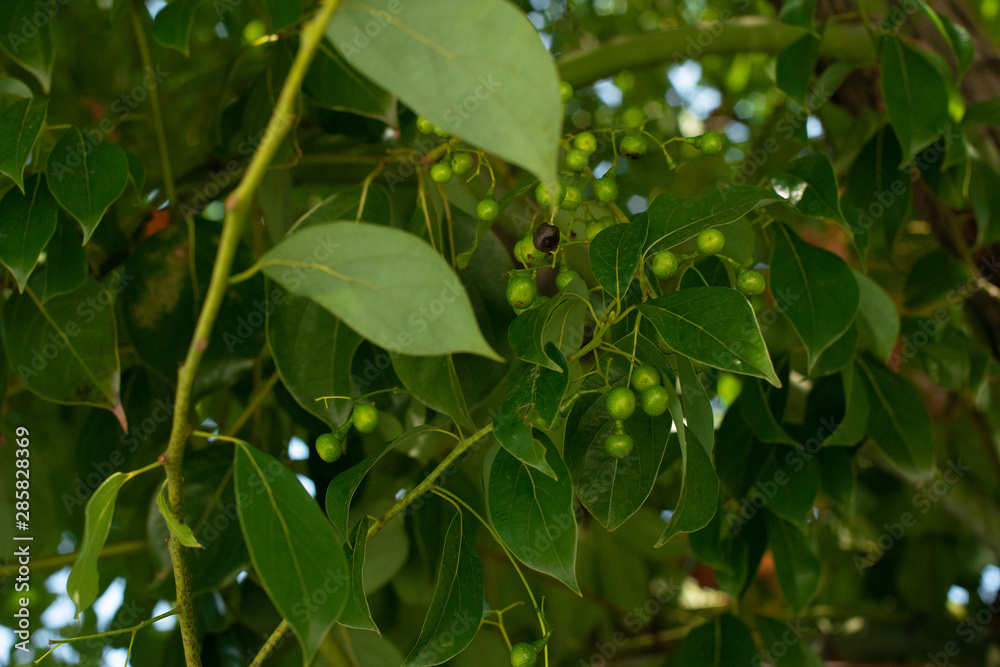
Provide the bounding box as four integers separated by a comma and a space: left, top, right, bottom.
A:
155, 481, 202, 548
771, 153, 845, 225
677, 355, 714, 455
776, 34, 820, 104
42, 216, 88, 301
765, 511, 820, 612
151, 0, 202, 55
756, 615, 825, 667
856, 357, 933, 476
853, 270, 899, 362
289, 185, 393, 235
303, 40, 393, 120
674, 613, 758, 667
485, 435, 580, 593
326, 426, 437, 538
0, 96, 46, 190
327, 0, 561, 188
639, 287, 780, 386
2, 280, 122, 414
391, 354, 474, 432
261, 222, 500, 360
340, 517, 380, 633
505, 344, 570, 430
903, 248, 971, 309
915, 1, 974, 75
0, 174, 58, 290
842, 126, 910, 261
817, 447, 856, 510
756, 447, 820, 526
656, 428, 719, 546
45, 128, 128, 242
508, 277, 588, 370
402, 508, 483, 667
880, 36, 950, 165
0, 1, 54, 92
645, 185, 778, 253
738, 377, 798, 446
565, 335, 670, 530
770, 223, 859, 369
809, 323, 858, 377
778, 0, 816, 29
66, 472, 127, 614
234, 441, 349, 665
590, 213, 648, 303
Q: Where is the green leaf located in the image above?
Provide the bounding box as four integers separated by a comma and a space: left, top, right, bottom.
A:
66, 472, 128, 614
656, 428, 719, 546
327, 0, 561, 188
812, 365, 869, 446
817, 447, 856, 511
234, 441, 349, 665
590, 213, 649, 303
43, 216, 88, 302
677, 355, 714, 455
765, 511, 820, 612
903, 248, 970, 309
770, 223, 859, 369
303, 40, 393, 120
289, 184, 393, 235
125, 151, 145, 202
0, 174, 58, 290
645, 185, 778, 253
853, 270, 899, 362
841, 126, 910, 260
778, 0, 816, 29
402, 508, 483, 667
771, 153, 846, 225
914, 1, 974, 75
45, 128, 129, 242
155, 481, 202, 548
809, 322, 858, 377
856, 357, 934, 476
151, 0, 203, 55
674, 613, 758, 667
565, 335, 670, 530
776, 34, 820, 104
0, 1, 54, 92
880, 35, 950, 165
738, 378, 798, 446
484, 435, 580, 593
756, 447, 820, 526
0, 96, 46, 190
261, 222, 500, 360
2, 280, 122, 414
326, 426, 438, 538
508, 277, 588, 370
639, 287, 780, 386
391, 354, 474, 431
262, 0, 302, 30
339, 517, 380, 633
755, 616, 825, 667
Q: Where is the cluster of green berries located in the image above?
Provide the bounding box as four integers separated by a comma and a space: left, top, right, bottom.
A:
429, 151, 476, 184
602, 366, 670, 458
314, 403, 380, 463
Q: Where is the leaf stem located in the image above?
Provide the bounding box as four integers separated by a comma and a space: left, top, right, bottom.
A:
35, 608, 178, 664
0, 541, 146, 578
224, 372, 280, 437
249, 620, 289, 667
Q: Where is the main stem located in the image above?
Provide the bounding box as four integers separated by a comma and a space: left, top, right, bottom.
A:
160, 2, 341, 665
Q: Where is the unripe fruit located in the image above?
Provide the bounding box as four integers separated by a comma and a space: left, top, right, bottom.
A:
556, 270, 579, 290
533, 223, 560, 253
507, 273, 538, 309
649, 251, 679, 279
606, 387, 636, 420
592, 177, 618, 203
573, 131, 597, 154
631, 366, 661, 393
565, 148, 590, 171
559, 81, 574, 104
535, 181, 566, 207
432, 125, 450, 138
351, 403, 379, 434
736, 269, 766, 296
584, 216, 613, 241
315, 432, 343, 463
699, 130, 724, 155
696, 228, 725, 255
640, 385, 669, 417
619, 134, 648, 160
477, 198, 500, 222
605, 432, 635, 458
430, 163, 452, 183
621, 106, 645, 129
510, 642, 539, 667
415, 116, 434, 134
451, 152, 474, 175
560, 185, 582, 211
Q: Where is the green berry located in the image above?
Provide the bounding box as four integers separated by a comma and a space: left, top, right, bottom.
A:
621, 107, 645, 129
584, 216, 613, 241
650, 251, 679, 279
432, 125, 450, 138
640, 385, 669, 417
521, 234, 544, 264
507, 273, 538, 309
535, 181, 566, 207
606, 386, 636, 420
565, 148, 590, 171
513, 238, 529, 265
736, 269, 766, 296
592, 177, 618, 203
351, 403, 379, 434
415, 116, 434, 134
619, 134, 648, 160
451, 152, 474, 176
631, 366, 661, 393
696, 228, 725, 255
605, 432, 635, 458
315, 432, 343, 463
556, 270, 580, 290
510, 642, 539, 667
573, 132, 597, 155
430, 163, 452, 183
699, 130, 724, 155
559, 81, 574, 104
560, 185, 583, 211
477, 198, 500, 222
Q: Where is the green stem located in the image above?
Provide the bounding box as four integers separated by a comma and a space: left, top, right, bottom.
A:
158, 2, 343, 664
0, 541, 146, 578
556, 19, 876, 87
249, 620, 289, 667
36, 609, 178, 664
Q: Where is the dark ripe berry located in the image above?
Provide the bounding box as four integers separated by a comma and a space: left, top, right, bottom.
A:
650, 251, 679, 279
565, 148, 590, 171
451, 152, 474, 175
619, 134, 648, 160
351, 403, 379, 434
507, 273, 538, 308
430, 163, 452, 183
631, 365, 661, 392
699, 130, 725, 155
560, 185, 583, 211
477, 198, 500, 222
556, 270, 579, 290
641, 385, 669, 417
737, 269, 766, 296
696, 228, 725, 255
606, 386, 636, 420
315, 432, 344, 462
533, 223, 560, 253
593, 177, 618, 203
573, 131, 597, 154
510, 642, 539, 667
560, 81, 574, 104
605, 432, 635, 458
